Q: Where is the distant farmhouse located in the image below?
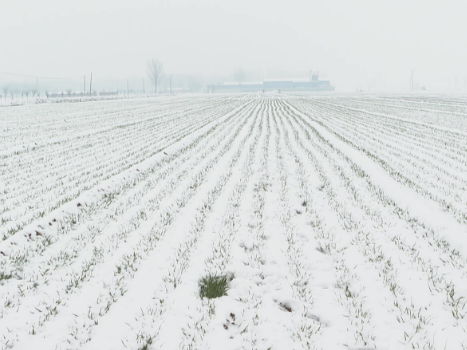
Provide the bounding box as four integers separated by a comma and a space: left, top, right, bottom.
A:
208, 73, 334, 93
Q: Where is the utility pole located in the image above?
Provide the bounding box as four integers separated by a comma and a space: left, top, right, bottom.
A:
84, 75, 86, 96
35, 78, 38, 92
89, 73, 93, 95
127, 79, 129, 96
142, 78, 145, 95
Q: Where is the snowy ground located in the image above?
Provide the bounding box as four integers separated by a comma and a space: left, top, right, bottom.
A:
0, 93, 467, 350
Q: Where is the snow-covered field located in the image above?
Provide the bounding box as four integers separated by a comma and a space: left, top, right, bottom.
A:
1, 94, 467, 350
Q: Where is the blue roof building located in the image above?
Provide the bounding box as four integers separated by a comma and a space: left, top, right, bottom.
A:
207, 78, 334, 93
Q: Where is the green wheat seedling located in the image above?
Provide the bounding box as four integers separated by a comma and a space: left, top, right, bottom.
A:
199, 274, 229, 299
0, 271, 13, 281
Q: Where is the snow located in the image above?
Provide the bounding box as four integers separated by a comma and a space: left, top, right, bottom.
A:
0, 94, 467, 350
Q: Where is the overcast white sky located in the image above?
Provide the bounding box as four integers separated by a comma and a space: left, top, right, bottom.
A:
1, 0, 467, 91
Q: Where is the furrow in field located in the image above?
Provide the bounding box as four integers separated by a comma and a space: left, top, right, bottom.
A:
143, 101, 266, 350
327, 97, 467, 131
8, 98, 259, 350
0, 98, 255, 318
282, 99, 467, 349
0, 99, 239, 226
75, 100, 261, 350
273, 99, 358, 349
185, 100, 267, 350
1, 94, 466, 350
0, 97, 224, 154
279, 100, 383, 348
0, 99, 253, 254
292, 99, 467, 224
204, 98, 299, 349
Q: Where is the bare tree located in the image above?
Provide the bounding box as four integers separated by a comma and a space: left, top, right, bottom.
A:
23, 91, 30, 100
2, 87, 8, 101
148, 58, 164, 94
234, 68, 246, 85
66, 89, 73, 97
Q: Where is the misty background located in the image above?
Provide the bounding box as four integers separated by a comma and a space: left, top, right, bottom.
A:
1, 0, 467, 94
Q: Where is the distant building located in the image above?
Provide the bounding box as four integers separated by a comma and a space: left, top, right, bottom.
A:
207, 77, 334, 93
99, 91, 119, 96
